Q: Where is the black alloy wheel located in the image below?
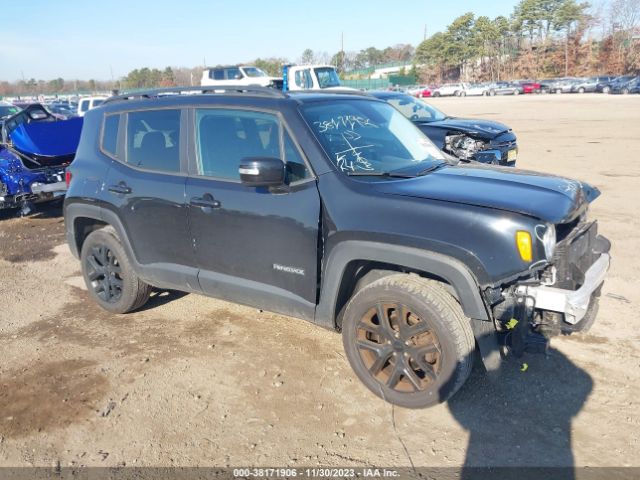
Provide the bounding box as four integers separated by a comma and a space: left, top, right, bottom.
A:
85, 244, 123, 303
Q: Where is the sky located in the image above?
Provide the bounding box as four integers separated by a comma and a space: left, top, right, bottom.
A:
0, 0, 521, 82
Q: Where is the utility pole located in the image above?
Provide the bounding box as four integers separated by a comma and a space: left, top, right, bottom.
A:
340, 31, 344, 72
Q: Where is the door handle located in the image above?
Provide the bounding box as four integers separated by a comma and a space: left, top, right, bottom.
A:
190, 194, 221, 209
108, 182, 132, 195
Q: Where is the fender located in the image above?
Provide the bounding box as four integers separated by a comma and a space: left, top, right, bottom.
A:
315, 240, 490, 329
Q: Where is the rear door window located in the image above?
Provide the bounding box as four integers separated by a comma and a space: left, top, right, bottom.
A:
126, 109, 181, 173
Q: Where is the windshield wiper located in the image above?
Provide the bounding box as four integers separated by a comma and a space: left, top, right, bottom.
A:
416, 163, 446, 176
346, 171, 415, 178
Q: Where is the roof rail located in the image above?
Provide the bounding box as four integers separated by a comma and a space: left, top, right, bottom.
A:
103, 85, 286, 105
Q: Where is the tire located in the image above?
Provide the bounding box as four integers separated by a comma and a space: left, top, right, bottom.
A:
578, 87, 585, 94
555, 89, 562, 94
623, 88, 629, 95
80, 227, 152, 313
433, 91, 440, 97
603, 86, 610, 94
489, 89, 496, 96
341, 274, 475, 408
513, 89, 520, 95
459, 91, 466, 97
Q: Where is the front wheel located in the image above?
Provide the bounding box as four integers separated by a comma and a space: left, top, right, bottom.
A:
341, 274, 475, 408
432, 91, 440, 97
81, 227, 152, 313
459, 91, 466, 97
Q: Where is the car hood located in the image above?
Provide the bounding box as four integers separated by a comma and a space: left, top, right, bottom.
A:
416, 117, 510, 139
9, 117, 83, 157
374, 163, 600, 224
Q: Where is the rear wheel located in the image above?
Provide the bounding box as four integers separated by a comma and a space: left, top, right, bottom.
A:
81, 227, 152, 313
341, 274, 475, 408
433, 91, 440, 97
459, 91, 466, 97
578, 87, 585, 93
513, 89, 520, 95
603, 86, 611, 94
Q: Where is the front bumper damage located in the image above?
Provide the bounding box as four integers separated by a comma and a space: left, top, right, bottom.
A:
492, 221, 611, 357
516, 253, 610, 325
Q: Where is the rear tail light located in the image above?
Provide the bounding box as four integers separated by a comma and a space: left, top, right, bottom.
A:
65, 170, 72, 187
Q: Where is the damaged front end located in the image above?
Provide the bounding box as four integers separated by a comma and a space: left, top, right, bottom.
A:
490, 215, 611, 358
0, 104, 82, 213
444, 130, 518, 166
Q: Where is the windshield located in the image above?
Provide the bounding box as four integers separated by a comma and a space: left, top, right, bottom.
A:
243, 67, 267, 78
384, 94, 447, 123
301, 99, 445, 175
314, 67, 341, 88
0, 104, 21, 119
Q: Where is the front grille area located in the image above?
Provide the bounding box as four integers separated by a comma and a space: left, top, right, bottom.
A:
552, 221, 598, 290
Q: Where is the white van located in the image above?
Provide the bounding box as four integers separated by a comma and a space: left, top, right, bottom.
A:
201, 66, 275, 87
77, 96, 107, 117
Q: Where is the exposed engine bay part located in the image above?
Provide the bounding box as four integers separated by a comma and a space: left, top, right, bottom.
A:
444, 134, 488, 160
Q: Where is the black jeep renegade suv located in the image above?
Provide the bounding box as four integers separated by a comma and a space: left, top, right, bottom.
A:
64, 86, 611, 408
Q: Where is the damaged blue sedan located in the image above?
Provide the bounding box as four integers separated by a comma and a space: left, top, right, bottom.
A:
0, 103, 82, 214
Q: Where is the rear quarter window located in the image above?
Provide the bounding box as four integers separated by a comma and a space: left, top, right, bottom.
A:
102, 114, 120, 158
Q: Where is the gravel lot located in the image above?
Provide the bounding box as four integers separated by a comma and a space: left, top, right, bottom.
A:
0, 94, 639, 470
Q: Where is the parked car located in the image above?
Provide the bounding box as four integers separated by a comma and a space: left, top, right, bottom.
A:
571, 76, 616, 93
412, 86, 433, 98
610, 76, 640, 94
491, 82, 521, 95
372, 91, 517, 166
0, 101, 21, 128
1, 103, 82, 214
63, 87, 611, 409
519, 81, 541, 93
548, 78, 579, 94
431, 82, 468, 97
595, 75, 634, 93
46, 103, 77, 119
465, 83, 496, 96
77, 96, 107, 117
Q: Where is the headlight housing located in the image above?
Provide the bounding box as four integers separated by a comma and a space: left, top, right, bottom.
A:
536, 224, 556, 260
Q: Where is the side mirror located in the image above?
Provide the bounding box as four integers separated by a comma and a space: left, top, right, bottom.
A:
239, 157, 285, 187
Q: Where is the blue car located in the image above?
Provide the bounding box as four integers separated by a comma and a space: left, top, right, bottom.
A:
0, 103, 83, 214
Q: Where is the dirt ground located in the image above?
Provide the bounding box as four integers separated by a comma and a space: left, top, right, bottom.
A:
1, 94, 639, 470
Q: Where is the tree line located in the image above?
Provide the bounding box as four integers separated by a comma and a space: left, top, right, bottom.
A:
1, 0, 638, 96
414, 0, 640, 82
